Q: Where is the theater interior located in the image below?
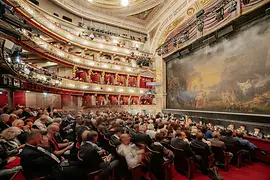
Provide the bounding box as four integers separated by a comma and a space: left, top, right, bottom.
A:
0, 0, 269, 179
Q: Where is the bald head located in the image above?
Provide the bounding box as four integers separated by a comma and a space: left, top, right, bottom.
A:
47, 124, 59, 134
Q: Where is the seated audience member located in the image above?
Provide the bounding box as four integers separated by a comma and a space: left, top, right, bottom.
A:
146, 124, 156, 139
210, 131, 233, 161
42, 124, 73, 156
238, 125, 248, 135
0, 114, 10, 133
150, 133, 174, 162
22, 108, 34, 119
171, 131, 208, 174
78, 131, 119, 180
117, 134, 144, 168
191, 133, 211, 156
12, 119, 24, 129
235, 131, 257, 150
251, 128, 264, 139
0, 127, 24, 156
134, 125, 152, 145
33, 115, 48, 132
20, 130, 63, 180
9, 114, 17, 125
157, 123, 165, 133
24, 120, 33, 131
220, 130, 240, 147
0, 143, 21, 177
205, 127, 213, 139
85, 131, 106, 156
109, 127, 122, 147
227, 124, 235, 132
210, 132, 226, 150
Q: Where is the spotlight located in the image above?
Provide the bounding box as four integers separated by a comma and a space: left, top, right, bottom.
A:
121, 0, 129, 7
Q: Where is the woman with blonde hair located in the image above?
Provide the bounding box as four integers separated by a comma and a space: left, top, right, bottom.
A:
0, 127, 24, 156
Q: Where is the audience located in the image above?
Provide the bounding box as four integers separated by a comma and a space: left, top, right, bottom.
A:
0, 105, 268, 179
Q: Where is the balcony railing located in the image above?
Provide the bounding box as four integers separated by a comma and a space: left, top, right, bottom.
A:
7, 0, 152, 57
20, 29, 155, 76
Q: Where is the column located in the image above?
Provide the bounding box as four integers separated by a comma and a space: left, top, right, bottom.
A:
94, 52, 101, 61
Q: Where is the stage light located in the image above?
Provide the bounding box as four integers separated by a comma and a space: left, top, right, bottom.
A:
121, 0, 129, 7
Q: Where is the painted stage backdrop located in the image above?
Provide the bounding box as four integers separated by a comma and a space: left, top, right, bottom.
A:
166, 22, 270, 114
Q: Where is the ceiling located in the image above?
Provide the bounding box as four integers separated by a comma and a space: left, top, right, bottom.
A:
51, 0, 165, 25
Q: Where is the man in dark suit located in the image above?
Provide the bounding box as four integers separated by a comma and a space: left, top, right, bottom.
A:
20, 130, 62, 180
78, 131, 120, 180
109, 127, 122, 146
191, 133, 211, 156
134, 125, 152, 145
220, 130, 240, 147
171, 131, 208, 174
171, 131, 195, 158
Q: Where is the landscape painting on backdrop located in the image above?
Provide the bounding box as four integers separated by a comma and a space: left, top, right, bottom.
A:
166, 22, 270, 114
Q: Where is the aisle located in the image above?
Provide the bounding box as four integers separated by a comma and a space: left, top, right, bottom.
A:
172, 162, 270, 180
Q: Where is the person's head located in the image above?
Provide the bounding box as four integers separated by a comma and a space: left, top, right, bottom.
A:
47, 124, 60, 137
76, 116, 83, 125
227, 124, 234, 131
24, 108, 31, 113
175, 130, 186, 140
26, 129, 43, 146
114, 127, 123, 137
12, 119, 24, 129
134, 124, 140, 132
81, 130, 90, 143
86, 131, 99, 143
196, 132, 204, 141
236, 131, 243, 138
25, 120, 33, 129
240, 125, 246, 130
139, 125, 147, 133
120, 133, 131, 145
0, 114, 10, 123
212, 131, 220, 139
148, 124, 155, 130
1, 127, 22, 140
9, 114, 18, 123
40, 115, 48, 123
155, 133, 164, 142
157, 123, 165, 130
226, 130, 233, 137
254, 128, 261, 133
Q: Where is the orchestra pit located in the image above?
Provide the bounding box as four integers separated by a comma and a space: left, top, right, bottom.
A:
0, 0, 270, 179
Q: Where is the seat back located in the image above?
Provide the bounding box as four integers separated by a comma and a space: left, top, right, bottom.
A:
225, 144, 241, 155
190, 143, 209, 166
146, 146, 165, 180
170, 145, 193, 179
211, 146, 225, 163
87, 169, 102, 180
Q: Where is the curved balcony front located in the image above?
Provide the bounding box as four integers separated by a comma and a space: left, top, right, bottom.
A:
18, 29, 155, 77
6, 0, 152, 57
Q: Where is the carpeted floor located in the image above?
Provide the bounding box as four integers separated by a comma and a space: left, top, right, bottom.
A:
172, 162, 270, 180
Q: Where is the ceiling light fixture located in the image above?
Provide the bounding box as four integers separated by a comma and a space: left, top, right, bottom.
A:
121, 0, 129, 7
88, 0, 93, 2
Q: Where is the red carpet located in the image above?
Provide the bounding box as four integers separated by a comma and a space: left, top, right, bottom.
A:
172, 162, 270, 180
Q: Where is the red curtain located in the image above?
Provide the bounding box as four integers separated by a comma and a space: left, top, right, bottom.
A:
0, 92, 8, 106
14, 91, 26, 106
61, 95, 71, 107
